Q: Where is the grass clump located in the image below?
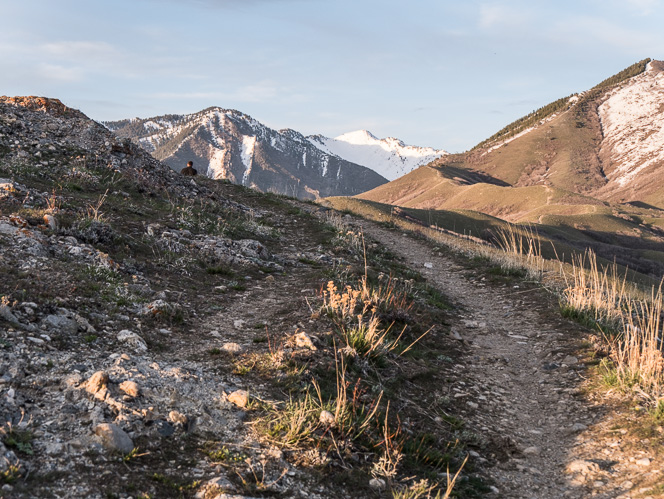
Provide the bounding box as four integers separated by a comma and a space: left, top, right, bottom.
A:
320, 277, 427, 362
255, 353, 383, 450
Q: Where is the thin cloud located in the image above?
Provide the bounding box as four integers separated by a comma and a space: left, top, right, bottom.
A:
37, 63, 84, 82
550, 16, 662, 52
625, 0, 659, 15
478, 3, 535, 31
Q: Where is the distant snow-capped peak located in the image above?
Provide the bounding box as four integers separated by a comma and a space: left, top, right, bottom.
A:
308, 129, 446, 181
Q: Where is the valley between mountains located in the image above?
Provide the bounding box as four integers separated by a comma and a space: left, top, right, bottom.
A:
2, 58, 664, 499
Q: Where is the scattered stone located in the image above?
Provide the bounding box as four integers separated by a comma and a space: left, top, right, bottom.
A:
570, 422, 587, 432
450, 329, 463, 341
0, 179, 15, 191
43, 214, 57, 230
222, 342, 244, 354
86, 371, 109, 395
369, 478, 386, 490
141, 299, 175, 317
567, 459, 600, 475
423, 262, 433, 269
636, 457, 651, 467
117, 330, 148, 351
319, 410, 335, 426
294, 331, 317, 350
233, 320, 246, 329
44, 314, 78, 334
73, 313, 96, 333
523, 446, 541, 456
194, 476, 236, 498
94, 423, 134, 454
562, 355, 579, 365
228, 390, 249, 408
156, 421, 175, 437
168, 411, 188, 425
119, 380, 140, 398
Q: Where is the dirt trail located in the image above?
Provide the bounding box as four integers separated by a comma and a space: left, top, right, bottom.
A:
357, 221, 606, 498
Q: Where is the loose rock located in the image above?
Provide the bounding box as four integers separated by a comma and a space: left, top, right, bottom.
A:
228, 390, 249, 408
94, 423, 134, 454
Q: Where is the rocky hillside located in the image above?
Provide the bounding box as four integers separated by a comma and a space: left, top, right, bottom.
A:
308, 130, 446, 181
0, 96, 493, 498
105, 108, 387, 200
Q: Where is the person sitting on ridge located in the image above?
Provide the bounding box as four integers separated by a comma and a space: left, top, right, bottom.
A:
181, 160, 198, 176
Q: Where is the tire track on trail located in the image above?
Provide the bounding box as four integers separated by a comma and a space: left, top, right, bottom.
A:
357, 220, 608, 498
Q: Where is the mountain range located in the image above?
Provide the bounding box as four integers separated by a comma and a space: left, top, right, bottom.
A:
358, 59, 664, 214
321, 59, 664, 280
105, 110, 446, 199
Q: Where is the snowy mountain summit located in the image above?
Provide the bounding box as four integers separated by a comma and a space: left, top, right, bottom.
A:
308, 130, 447, 181
105, 108, 387, 199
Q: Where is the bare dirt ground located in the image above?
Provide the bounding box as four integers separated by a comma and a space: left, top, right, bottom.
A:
356, 220, 664, 499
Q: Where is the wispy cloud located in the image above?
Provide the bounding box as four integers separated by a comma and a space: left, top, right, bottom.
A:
625, 0, 660, 15
550, 16, 662, 52
478, 3, 535, 31
37, 63, 84, 82
149, 80, 308, 105
42, 41, 118, 60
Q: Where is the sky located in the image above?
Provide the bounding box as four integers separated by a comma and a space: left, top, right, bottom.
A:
1, 0, 663, 152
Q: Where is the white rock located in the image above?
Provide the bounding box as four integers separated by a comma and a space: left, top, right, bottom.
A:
319, 410, 335, 426
636, 457, 651, 467
423, 262, 433, 269
94, 423, 134, 454
294, 332, 317, 350
117, 330, 147, 351
567, 459, 600, 475
369, 478, 386, 490
222, 342, 243, 354
228, 390, 249, 408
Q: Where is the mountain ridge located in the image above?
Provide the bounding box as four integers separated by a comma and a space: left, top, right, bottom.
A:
307, 129, 446, 181
105, 107, 388, 200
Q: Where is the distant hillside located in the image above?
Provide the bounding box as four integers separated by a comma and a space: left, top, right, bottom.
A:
348, 59, 664, 279
464, 58, 663, 208
105, 109, 387, 200
359, 59, 664, 211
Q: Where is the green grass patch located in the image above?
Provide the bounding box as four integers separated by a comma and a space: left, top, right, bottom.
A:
206, 265, 235, 277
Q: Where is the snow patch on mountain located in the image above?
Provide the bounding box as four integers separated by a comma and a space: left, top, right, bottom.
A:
208, 148, 227, 179
240, 135, 256, 185
599, 62, 664, 186
308, 130, 446, 181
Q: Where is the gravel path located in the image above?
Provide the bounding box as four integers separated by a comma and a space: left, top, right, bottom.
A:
358, 221, 608, 498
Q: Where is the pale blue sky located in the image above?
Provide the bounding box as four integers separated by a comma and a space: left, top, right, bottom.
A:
1, 0, 662, 151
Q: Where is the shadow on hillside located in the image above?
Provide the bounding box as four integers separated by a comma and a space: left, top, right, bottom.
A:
433, 163, 512, 187
624, 200, 664, 212
393, 205, 664, 284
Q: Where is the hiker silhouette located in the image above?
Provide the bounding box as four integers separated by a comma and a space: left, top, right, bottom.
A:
180, 161, 198, 176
